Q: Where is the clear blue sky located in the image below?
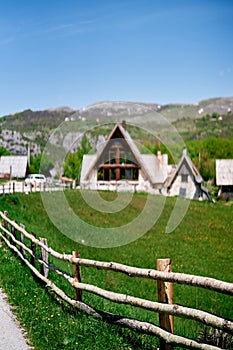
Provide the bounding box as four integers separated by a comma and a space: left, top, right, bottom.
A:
0, 0, 233, 116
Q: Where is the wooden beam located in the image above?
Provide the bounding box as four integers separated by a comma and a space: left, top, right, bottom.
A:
157, 258, 174, 350
73, 251, 82, 301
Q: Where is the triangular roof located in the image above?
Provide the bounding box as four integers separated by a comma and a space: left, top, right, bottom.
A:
0, 156, 29, 178
84, 123, 156, 184
166, 149, 202, 188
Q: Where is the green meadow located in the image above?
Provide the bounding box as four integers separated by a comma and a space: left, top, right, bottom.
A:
0, 191, 232, 349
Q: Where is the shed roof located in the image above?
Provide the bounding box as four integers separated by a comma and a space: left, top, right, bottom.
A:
0, 156, 29, 178
141, 154, 168, 184
216, 159, 233, 186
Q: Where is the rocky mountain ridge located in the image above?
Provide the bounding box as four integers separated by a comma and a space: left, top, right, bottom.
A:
0, 96, 232, 156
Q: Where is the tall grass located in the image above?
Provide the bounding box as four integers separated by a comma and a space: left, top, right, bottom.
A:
0, 191, 232, 349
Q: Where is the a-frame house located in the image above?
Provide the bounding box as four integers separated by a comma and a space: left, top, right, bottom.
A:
80, 122, 168, 193
165, 148, 212, 200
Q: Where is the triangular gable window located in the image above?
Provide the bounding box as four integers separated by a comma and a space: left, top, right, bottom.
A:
96, 126, 139, 181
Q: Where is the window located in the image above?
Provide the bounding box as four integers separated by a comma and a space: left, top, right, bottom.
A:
181, 174, 188, 182
125, 169, 131, 180
97, 137, 139, 181
109, 150, 116, 164
120, 168, 126, 180
98, 166, 139, 181
120, 150, 126, 164
111, 168, 116, 180
132, 168, 138, 180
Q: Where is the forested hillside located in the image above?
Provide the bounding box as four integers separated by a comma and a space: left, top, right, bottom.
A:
0, 98, 232, 181
173, 112, 233, 180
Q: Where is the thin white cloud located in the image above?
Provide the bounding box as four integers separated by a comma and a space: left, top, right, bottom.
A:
219, 65, 233, 77
0, 36, 14, 46
44, 23, 75, 34
36, 17, 101, 38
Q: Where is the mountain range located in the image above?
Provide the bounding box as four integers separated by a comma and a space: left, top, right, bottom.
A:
0, 96, 232, 156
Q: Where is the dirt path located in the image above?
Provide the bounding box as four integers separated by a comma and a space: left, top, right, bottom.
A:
0, 288, 32, 350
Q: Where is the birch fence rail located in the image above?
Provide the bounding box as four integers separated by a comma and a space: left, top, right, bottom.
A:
0, 210, 232, 350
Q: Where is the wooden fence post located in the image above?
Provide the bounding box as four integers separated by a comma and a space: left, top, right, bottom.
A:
40, 238, 49, 278
19, 224, 26, 259
157, 258, 174, 350
30, 232, 37, 267
3, 210, 8, 235
10, 221, 16, 246
73, 251, 82, 301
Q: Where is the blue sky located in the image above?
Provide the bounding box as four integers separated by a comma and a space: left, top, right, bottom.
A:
0, 0, 233, 116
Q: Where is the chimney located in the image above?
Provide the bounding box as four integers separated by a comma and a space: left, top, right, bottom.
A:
183, 147, 187, 156
122, 120, 126, 130
157, 135, 162, 163
157, 135, 161, 155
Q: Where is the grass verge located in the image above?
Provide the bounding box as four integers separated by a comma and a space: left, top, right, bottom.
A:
0, 191, 233, 349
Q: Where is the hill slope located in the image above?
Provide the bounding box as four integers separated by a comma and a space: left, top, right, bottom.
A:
1, 96, 233, 132
0, 97, 232, 156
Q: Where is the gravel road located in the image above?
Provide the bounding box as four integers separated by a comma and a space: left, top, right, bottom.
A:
0, 288, 32, 350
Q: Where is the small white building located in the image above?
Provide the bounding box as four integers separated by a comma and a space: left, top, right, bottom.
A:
0, 156, 29, 179
165, 148, 211, 200
216, 159, 233, 198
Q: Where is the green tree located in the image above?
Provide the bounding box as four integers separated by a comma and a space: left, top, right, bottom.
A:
30, 154, 53, 176
63, 135, 92, 182
143, 141, 175, 164
63, 152, 80, 180
186, 137, 233, 181
76, 135, 92, 162
0, 146, 10, 156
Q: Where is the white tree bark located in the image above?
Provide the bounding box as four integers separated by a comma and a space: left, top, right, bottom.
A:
68, 279, 233, 334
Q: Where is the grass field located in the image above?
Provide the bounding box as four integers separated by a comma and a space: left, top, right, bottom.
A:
0, 191, 233, 349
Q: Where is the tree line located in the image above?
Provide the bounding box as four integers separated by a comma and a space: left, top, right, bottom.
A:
1, 133, 232, 183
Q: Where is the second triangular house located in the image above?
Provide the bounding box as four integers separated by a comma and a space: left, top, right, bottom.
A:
165, 148, 212, 200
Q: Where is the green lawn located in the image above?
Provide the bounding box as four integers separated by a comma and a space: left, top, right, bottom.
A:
0, 191, 232, 349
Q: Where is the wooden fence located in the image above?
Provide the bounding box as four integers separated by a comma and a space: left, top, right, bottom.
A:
0, 210, 233, 350
0, 181, 74, 195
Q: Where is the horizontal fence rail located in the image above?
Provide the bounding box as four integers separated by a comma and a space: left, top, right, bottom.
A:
0, 181, 75, 195
1, 211, 232, 296
68, 257, 233, 296
0, 210, 232, 350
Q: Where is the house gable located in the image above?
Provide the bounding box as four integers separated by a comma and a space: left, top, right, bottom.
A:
80, 122, 169, 192
166, 150, 206, 199
167, 155, 197, 188
84, 123, 151, 183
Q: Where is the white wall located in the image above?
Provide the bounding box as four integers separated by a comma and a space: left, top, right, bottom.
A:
169, 175, 196, 199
